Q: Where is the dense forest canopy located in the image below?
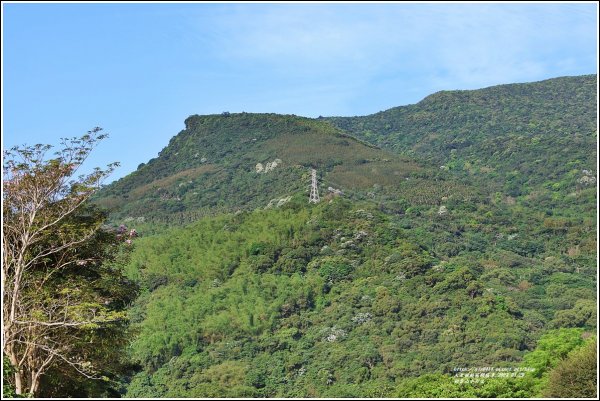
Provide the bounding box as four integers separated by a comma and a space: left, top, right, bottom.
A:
325, 74, 597, 198
121, 197, 596, 397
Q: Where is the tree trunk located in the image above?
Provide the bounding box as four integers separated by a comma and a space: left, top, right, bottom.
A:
30, 371, 41, 396
7, 344, 24, 395
13, 371, 24, 395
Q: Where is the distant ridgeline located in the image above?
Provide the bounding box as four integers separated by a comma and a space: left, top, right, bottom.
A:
95, 75, 596, 225
325, 74, 597, 197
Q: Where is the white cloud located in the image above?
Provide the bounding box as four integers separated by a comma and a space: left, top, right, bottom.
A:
182, 3, 597, 115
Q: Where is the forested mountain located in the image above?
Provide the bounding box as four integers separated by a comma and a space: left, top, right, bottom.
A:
325, 74, 597, 197
95, 113, 471, 224
91, 75, 596, 398
97, 75, 596, 223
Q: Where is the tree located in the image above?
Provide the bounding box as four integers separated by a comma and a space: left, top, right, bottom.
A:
543, 338, 597, 398
2, 129, 137, 396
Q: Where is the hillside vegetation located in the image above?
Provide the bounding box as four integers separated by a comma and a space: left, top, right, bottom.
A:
98, 113, 440, 219
91, 74, 596, 398
326, 75, 597, 197
95, 113, 470, 223
122, 196, 595, 397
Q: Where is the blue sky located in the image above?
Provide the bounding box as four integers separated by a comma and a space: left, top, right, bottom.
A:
3, 2, 597, 182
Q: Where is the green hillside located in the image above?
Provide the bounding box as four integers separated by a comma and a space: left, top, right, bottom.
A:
325, 75, 597, 197
88, 75, 596, 398
122, 196, 595, 397
95, 113, 471, 223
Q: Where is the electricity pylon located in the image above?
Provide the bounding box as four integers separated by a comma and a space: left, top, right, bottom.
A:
309, 168, 320, 204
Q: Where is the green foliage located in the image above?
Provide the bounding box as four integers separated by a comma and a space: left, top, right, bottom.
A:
3, 357, 19, 398
29, 213, 140, 398
120, 194, 596, 397
326, 75, 597, 199
317, 257, 354, 282
543, 338, 597, 398
395, 329, 594, 398
522, 328, 585, 378
550, 300, 597, 329
94, 112, 471, 224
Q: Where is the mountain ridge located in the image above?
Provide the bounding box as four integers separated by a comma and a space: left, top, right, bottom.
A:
326, 74, 595, 117
325, 74, 597, 196
95, 74, 596, 224
96, 113, 462, 223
